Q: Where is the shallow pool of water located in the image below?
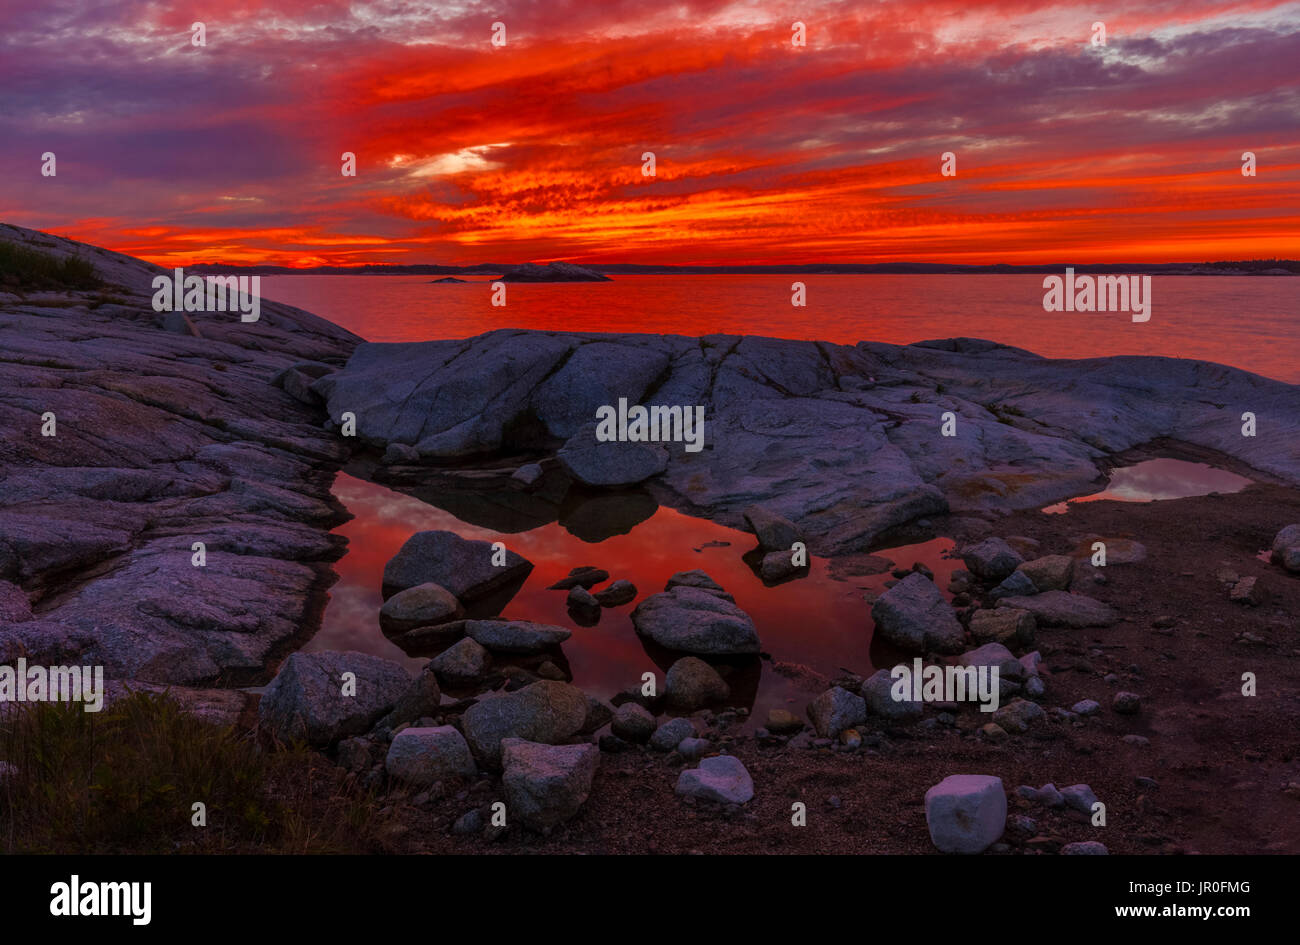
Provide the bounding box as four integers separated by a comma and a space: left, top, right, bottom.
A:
307, 472, 959, 723
1042, 458, 1251, 514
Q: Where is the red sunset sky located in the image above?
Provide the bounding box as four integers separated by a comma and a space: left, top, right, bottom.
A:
1, 0, 1298, 267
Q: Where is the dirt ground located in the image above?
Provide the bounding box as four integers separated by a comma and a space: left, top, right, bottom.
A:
367, 449, 1300, 855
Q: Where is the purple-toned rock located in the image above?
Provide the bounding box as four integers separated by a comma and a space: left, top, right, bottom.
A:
925, 775, 1006, 853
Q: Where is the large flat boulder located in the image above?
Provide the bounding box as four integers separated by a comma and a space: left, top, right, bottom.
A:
382, 530, 533, 600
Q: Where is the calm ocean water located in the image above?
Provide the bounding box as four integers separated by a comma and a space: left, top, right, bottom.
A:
262, 273, 1300, 383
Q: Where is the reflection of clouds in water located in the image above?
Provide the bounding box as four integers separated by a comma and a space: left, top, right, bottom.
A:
315, 472, 960, 716
1103, 459, 1250, 502
1047, 458, 1252, 513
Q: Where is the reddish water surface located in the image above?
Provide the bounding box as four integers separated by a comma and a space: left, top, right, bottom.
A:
1043, 458, 1251, 513
263, 273, 1300, 383
306, 473, 959, 723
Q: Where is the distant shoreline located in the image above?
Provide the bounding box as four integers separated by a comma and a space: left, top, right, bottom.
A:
194, 261, 1300, 277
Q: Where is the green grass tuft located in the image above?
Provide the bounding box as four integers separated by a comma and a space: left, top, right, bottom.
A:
0, 240, 102, 291
0, 690, 386, 854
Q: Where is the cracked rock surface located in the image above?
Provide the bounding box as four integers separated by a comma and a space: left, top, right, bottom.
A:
321, 329, 1300, 554
0, 224, 360, 688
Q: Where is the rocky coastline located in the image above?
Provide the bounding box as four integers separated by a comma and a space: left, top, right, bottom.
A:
3, 224, 1299, 853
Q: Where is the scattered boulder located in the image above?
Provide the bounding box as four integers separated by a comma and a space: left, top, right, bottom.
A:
766, 708, 804, 734
451, 809, 483, 835
1061, 783, 1100, 815
924, 775, 1006, 854
996, 591, 1119, 628
1016, 555, 1074, 591
664, 656, 731, 709
1113, 691, 1142, 715
871, 573, 965, 653
631, 586, 760, 655
650, 716, 696, 752
969, 608, 1036, 646
991, 698, 1044, 733
1016, 783, 1065, 808
861, 668, 922, 721
385, 726, 476, 784
807, 686, 867, 738
676, 755, 754, 804
1072, 699, 1101, 716
610, 703, 656, 742
383, 530, 532, 600
664, 570, 733, 600
957, 642, 1026, 695
465, 619, 571, 655
1271, 524, 1300, 573
429, 636, 492, 686
566, 585, 600, 614
500, 739, 599, 831
378, 582, 463, 634
758, 550, 804, 582
548, 567, 609, 590
594, 579, 637, 606
743, 504, 801, 552
988, 570, 1037, 602
460, 680, 589, 766
961, 539, 1024, 582
258, 651, 411, 748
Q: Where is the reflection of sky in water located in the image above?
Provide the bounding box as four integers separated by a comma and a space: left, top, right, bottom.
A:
308, 473, 958, 723
1044, 458, 1251, 514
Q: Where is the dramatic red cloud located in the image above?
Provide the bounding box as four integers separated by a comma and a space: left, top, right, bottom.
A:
1, 0, 1297, 265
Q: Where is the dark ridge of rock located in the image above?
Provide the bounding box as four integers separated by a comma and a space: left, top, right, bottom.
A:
498, 262, 611, 283
319, 328, 1300, 554
0, 223, 360, 686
